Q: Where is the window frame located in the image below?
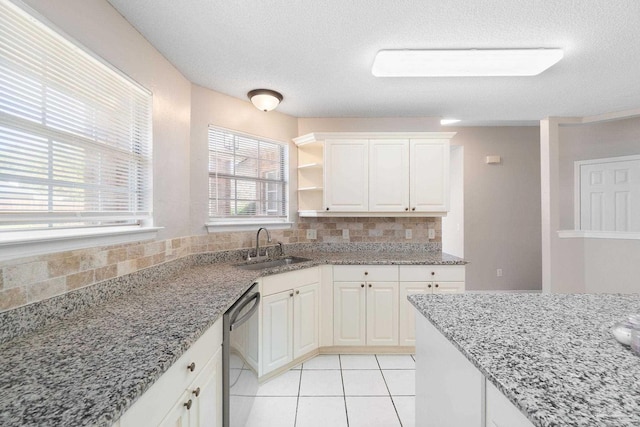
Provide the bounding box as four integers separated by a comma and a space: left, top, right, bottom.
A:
206, 126, 291, 232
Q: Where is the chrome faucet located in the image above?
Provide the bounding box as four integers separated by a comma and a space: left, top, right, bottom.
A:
255, 227, 271, 260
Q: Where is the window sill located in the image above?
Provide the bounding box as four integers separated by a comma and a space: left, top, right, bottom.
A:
206, 221, 293, 233
0, 226, 162, 262
557, 230, 640, 240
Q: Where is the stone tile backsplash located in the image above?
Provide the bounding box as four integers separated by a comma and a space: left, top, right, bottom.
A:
0, 217, 440, 312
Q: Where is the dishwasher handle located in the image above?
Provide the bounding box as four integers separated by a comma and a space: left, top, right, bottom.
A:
230, 292, 261, 331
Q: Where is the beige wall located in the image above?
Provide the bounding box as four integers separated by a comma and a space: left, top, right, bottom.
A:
449, 127, 542, 291
550, 116, 640, 293
23, 0, 193, 241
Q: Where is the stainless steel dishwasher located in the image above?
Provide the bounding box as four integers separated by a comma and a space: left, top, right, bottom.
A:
223, 283, 260, 427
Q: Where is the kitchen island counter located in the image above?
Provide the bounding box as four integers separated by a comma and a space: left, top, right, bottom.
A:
409, 293, 640, 427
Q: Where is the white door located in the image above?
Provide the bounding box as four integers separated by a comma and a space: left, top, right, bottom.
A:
410, 139, 450, 212
324, 139, 369, 212
579, 158, 640, 231
433, 281, 465, 294
262, 290, 293, 375
399, 282, 429, 346
369, 139, 410, 212
366, 282, 399, 346
189, 348, 222, 427
293, 282, 319, 359
333, 282, 366, 346
159, 390, 191, 427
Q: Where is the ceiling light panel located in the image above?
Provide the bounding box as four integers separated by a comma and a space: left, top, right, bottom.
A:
372, 49, 564, 77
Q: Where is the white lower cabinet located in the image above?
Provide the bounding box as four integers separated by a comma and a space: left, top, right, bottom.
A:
260, 268, 320, 376
333, 266, 399, 347
120, 319, 223, 427
398, 266, 465, 346
415, 312, 534, 427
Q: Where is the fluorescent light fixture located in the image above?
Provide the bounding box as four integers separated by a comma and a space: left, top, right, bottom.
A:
372, 49, 564, 77
440, 119, 460, 125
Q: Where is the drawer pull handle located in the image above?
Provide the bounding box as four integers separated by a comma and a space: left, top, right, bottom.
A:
187, 362, 196, 372
193, 387, 201, 397
184, 399, 193, 410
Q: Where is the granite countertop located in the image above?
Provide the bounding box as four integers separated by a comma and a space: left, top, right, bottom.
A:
0, 245, 464, 426
409, 293, 640, 427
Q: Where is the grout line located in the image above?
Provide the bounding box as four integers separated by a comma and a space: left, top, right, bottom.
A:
294, 369, 302, 427
339, 354, 350, 427
377, 354, 404, 427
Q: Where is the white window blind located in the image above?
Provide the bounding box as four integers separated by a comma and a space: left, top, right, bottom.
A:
208, 127, 287, 220
0, 0, 152, 232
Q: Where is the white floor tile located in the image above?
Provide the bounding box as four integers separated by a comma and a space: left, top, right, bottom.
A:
299, 369, 344, 396
296, 397, 348, 427
257, 370, 301, 396
383, 370, 415, 396
244, 396, 297, 427
392, 396, 415, 427
340, 354, 379, 370
376, 354, 415, 369
345, 396, 401, 427
303, 354, 341, 369
342, 370, 389, 396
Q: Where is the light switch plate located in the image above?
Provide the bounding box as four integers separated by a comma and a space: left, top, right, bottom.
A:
342, 229, 349, 239
405, 229, 412, 239
306, 229, 317, 240
428, 229, 436, 239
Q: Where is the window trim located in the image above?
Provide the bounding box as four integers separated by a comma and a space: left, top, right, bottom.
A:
207, 125, 290, 229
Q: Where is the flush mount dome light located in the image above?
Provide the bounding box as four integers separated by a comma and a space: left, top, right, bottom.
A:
248, 89, 283, 112
372, 49, 564, 77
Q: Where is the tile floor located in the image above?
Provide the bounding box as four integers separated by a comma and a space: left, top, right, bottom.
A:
243, 354, 415, 427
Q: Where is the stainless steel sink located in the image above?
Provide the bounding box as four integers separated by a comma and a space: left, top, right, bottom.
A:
235, 256, 311, 270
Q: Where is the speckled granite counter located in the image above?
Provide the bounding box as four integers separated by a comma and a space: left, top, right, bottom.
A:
0, 245, 464, 426
409, 293, 640, 427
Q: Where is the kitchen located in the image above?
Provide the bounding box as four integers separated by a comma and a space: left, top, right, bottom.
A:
0, 0, 639, 426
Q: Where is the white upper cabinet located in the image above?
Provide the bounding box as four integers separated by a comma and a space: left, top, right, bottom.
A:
324, 139, 369, 212
369, 139, 410, 212
410, 139, 450, 212
294, 132, 455, 216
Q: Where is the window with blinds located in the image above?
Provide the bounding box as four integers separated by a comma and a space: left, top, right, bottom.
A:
208, 127, 288, 220
0, 0, 152, 233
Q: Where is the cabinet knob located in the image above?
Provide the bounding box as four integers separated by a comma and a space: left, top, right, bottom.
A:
296, 290, 300, 295
184, 399, 193, 410
431, 271, 435, 276
435, 284, 439, 288
428, 284, 432, 288
368, 284, 372, 288
290, 292, 294, 297
364, 271, 368, 275
326, 207, 330, 211
412, 207, 416, 211
361, 284, 365, 288
405, 207, 408, 211
187, 362, 196, 372
193, 387, 201, 397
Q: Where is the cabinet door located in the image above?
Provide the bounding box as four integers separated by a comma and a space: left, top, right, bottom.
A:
369, 139, 410, 212
189, 347, 222, 427
333, 282, 366, 346
433, 281, 464, 294
159, 390, 191, 427
485, 381, 535, 427
366, 282, 399, 346
293, 282, 320, 359
324, 139, 368, 212
262, 290, 293, 375
410, 139, 450, 212
399, 282, 429, 346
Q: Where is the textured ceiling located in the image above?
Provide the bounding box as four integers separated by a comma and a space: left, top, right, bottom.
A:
107, 0, 640, 124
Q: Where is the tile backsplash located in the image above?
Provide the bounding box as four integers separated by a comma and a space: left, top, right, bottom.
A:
0, 217, 440, 313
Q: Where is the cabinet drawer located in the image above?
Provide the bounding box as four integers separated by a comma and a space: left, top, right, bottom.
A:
333, 265, 398, 282
399, 265, 465, 282
262, 267, 320, 296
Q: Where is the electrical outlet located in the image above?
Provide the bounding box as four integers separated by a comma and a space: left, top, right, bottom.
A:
497, 268, 503, 277
306, 229, 317, 240
405, 229, 412, 239
342, 229, 349, 239
428, 229, 436, 239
